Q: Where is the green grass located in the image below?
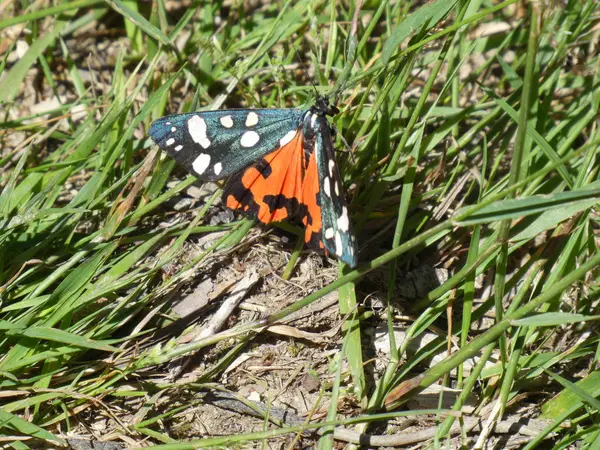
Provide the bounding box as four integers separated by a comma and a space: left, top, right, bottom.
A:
1, 0, 600, 448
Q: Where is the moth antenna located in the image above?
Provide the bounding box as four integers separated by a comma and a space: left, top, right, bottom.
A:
290, 40, 321, 101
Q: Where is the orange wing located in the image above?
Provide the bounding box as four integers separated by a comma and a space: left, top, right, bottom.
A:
225, 131, 305, 224
300, 150, 323, 249
224, 130, 324, 250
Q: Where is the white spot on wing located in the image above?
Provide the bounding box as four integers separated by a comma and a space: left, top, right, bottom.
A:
245, 112, 259, 127
279, 130, 297, 146
335, 232, 343, 256
171, 127, 176, 132
240, 130, 260, 147
188, 115, 211, 149
166, 138, 175, 146
214, 162, 222, 175
334, 180, 340, 196
192, 153, 211, 175
337, 206, 349, 232
174, 145, 183, 151
310, 113, 317, 129
323, 177, 331, 197
328, 159, 335, 177
325, 228, 334, 239
220, 115, 233, 128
